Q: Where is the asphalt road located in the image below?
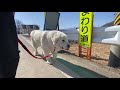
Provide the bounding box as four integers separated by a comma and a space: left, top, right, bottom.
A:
16, 34, 120, 78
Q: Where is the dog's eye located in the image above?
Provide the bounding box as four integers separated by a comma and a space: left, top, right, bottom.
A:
62, 40, 65, 42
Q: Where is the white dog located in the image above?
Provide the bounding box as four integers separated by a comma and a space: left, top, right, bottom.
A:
30, 30, 70, 64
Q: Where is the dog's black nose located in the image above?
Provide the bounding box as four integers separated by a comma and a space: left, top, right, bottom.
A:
67, 44, 70, 48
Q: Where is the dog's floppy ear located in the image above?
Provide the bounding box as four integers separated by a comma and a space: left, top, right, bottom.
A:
52, 34, 60, 45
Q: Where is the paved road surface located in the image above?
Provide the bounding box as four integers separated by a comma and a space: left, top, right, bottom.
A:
16, 34, 120, 78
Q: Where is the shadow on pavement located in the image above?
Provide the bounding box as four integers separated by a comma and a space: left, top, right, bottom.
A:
54, 58, 107, 78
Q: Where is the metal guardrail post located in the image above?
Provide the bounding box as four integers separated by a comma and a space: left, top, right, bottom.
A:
108, 12, 120, 67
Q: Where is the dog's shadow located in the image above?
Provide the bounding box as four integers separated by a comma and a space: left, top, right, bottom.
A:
53, 58, 107, 78
34, 54, 107, 78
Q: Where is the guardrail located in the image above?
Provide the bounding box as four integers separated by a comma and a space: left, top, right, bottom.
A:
61, 25, 120, 46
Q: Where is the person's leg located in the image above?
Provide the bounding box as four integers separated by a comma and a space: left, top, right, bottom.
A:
0, 57, 20, 78
0, 12, 20, 78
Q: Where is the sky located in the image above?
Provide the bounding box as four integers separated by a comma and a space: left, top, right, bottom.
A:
15, 12, 115, 29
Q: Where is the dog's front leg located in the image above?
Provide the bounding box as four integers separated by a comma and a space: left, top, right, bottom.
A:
52, 52, 57, 60
34, 48, 39, 56
43, 50, 53, 65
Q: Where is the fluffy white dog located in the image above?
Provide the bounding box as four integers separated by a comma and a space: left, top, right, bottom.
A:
30, 30, 70, 64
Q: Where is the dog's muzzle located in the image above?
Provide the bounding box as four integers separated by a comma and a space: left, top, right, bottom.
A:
67, 44, 70, 48
66, 44, 70, 50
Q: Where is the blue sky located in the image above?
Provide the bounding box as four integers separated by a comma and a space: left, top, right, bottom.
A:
15, 12, 115, 29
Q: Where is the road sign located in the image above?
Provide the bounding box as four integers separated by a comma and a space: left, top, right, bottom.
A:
79, 12, 93, 48
78, 12, 93, 60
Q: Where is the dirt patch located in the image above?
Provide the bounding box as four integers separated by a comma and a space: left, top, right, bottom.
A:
59, 42, 111, 66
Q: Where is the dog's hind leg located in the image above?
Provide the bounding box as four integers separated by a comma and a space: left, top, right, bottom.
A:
31, 38, 39, 56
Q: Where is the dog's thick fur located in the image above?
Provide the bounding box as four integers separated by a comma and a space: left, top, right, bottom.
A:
30, 30, 70, 64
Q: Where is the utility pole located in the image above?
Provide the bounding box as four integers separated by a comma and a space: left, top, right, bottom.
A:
108, 12, 120, 67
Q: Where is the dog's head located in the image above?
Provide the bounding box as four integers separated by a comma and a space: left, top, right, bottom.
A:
52, 31, 70, 52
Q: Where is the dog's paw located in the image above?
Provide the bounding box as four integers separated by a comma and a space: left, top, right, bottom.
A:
34, 52, 38, 56
50, 54, 53, 58
41, 52, 44, 57
46, 60, 53, 65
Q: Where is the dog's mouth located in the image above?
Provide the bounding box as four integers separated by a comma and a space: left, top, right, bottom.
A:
62, 47, 69, 50
65, 48, 69, 50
